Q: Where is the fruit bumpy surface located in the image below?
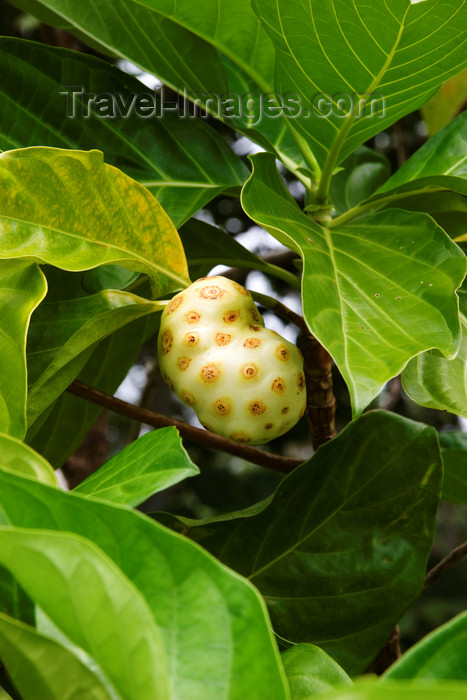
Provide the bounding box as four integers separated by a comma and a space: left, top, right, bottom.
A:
158, 276, 306, 444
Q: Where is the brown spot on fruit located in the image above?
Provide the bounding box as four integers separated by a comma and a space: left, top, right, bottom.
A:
230, 431, 251, 443
264, 423, 274, 431
161, 330, 173, 355
249, 324, 261, 332
223, 310, 241, 323
177, 357, 191, 371
201, 363, 221, 384
249, 400, 266, 416
185, 310, 201, 324
232, 282, 250, 296
276, 344, 290, 361
167, 295, 183, 314
281, 406, 289, 415
214, 399, 231, 416
241, 364, 258, 379
271, 378, 285, 394
181, 390, 195, 406
215, 332, 232, 346
243, 337, 261, 349
199, 285, 226, 300
183, 332, 199, 346
297, 373, 305, 391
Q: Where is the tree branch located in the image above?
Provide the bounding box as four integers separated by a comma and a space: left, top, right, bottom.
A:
67, 380, 302, 474
368, 626, 401, 675
299, 333, 337, 449
424, 540, 467, 592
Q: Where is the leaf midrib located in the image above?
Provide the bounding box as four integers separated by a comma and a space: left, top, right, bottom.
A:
0, 214, 187, 287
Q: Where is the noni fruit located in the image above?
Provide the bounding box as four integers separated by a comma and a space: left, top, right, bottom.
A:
158, 276, 306, 444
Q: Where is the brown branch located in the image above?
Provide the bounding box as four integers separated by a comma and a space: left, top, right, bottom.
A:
299, 333, 337, 450
424, 540, 467, 592
66, 380, 302, 474
368, 626, 401, 675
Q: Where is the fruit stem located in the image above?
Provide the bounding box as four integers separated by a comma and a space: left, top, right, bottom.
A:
249, 291, 308, 332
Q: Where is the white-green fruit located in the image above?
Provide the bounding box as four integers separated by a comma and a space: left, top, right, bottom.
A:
158, 276, 306, 445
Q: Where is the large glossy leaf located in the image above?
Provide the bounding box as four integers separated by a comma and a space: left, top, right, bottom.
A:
0, 527, 169, 700
0, 147, 189, 296
0, 261, 46, 439
0, 612, 114, 700
26, 289, 163, 426
402, 283, 467, 418
75, 427, 199, 506
27, 314, 158, 466
0, 471, 289, 700
0, 38, 246, 227
253, 0, 467, 169
384, 610, 467, 681
161, 411, 442, 674
130, 0, 273, 92
439, 432, 467, 505
0, 433, 57, 487
282, 644, 352, 699
13, 0, 306, 174
313, 679, 467, 700
376, 191, 467, 241
242, 153, 465, 414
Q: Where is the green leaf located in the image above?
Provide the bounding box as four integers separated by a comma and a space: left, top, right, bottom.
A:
0, 564, 34, 627
372, 112, 467, 204
179, 218, 299, 287
14, 0, 306, 175
75, 427, 199, 506
0, 471, 289, 700
384, 610, 467, 681
402, 283, 467, 418
0, 37, 247, 227
162, 410, 441, 674
376, 191, 467, 241
253, 0, 467, 169
26, 289, 163, 427
0, 527, 169, 700
129, 0, 273, 94
422, 69, 467, 137
0, 612, 114, 700
242, 153, 466, 415
0, 147, 190, 296
0, 432, 57, 487
312, 679, 467, 699
27, 314, 158, 466
330, 148, 391, 215
0, 261, 47, 439
439, 432, 467, 505
282, 644, 352, 699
